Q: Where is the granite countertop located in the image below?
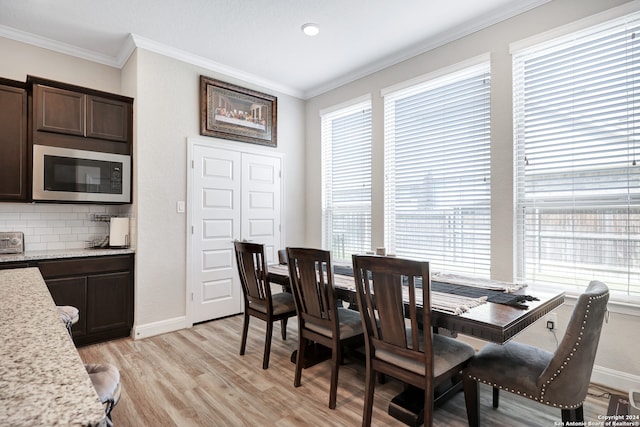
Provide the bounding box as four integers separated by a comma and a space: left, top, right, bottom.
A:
0, 247, 135, 263
0, 268, 107, 426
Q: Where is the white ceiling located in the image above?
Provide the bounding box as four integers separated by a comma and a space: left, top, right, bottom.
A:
0, 0, 549, 99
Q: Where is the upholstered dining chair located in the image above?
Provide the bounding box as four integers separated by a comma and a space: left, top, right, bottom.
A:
352, 255, 475, 427
234, 241, 297, 369
463, 280, 609, 426
286, 247, 364, 409
85, 363, 121, 427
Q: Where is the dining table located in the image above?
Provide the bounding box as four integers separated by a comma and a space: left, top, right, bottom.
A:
267, 261, 565, 426
267, 263, 565, 344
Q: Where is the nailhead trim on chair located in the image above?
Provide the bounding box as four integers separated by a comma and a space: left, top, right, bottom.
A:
468, 291, 609, 410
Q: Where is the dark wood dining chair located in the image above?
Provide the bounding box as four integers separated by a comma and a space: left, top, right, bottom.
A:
352, 254, 475, 427
234, 241, 297, 369
286, 247, 364, 409
463, 280, 609, 426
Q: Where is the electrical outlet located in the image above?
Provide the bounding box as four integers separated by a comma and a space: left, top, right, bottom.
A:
546, 320, 555, 330
545, 312, 558, 331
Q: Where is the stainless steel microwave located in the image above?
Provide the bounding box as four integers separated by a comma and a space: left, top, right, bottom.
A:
33, 145, 131, 203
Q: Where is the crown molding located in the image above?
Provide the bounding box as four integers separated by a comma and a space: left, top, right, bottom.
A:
127, 34, 303, 98
0, 24, 120, 67
303, 0, 551, 99
0, 25, 303, 98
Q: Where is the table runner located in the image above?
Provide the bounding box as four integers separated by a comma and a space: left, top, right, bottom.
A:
270, 264, 486, 314
333, 265, 538, 310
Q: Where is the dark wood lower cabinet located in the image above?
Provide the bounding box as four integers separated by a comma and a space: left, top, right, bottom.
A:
86, 271, 131, 334
37, 254, 134, 346
46, 276, 88, 337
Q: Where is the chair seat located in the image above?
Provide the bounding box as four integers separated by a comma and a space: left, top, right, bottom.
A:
85, 363, 121, 404
376, 333, 475, 377
305, 307, 363, 339
57, 305, 79, 326
466, 341, 553, 398
249, 292, 296, 316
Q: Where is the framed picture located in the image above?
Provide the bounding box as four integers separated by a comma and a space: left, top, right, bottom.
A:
200, 76, 277, 147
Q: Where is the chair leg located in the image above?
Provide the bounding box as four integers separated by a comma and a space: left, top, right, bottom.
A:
294, 336, 306, 387
281, 318, 288, 340
240, 312, 250, 356
423, 384, 434, 427
361, 363, 376, 427
263, 320, 274, 369
329, 343, 340, 409
562, 405, 584, 423
492, 387, 499, 408
105, 399, 116, 427
463, 376, 480, 427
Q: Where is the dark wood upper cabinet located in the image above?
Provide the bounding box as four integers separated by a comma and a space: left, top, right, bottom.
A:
29, 76, 133, 155
86, 95, 130, 142
34, 85, 85, 136
0, 79, 28, 201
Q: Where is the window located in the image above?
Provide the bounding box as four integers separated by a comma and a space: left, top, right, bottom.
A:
383, 62, 491, 277
514, 12, 640, 297
321, 98, 372, 262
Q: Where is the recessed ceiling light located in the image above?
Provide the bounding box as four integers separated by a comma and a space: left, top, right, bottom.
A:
301, 23, 320, 36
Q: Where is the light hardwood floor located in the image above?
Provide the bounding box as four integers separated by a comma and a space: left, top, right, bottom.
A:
78, 314, 614, 427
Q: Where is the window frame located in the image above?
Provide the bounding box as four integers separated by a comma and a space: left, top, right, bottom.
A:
512, 10, 640, 301
383, 60, 492, 277
320, 96, 373, 263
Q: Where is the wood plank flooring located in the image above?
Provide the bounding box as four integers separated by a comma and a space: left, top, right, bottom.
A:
78, 314, 614, 427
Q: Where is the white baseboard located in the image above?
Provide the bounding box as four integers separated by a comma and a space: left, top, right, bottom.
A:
591, 365, 640, 394
132, 316, 192, 340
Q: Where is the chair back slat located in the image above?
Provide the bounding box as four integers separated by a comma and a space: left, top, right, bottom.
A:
370, 270, 407, 348
234, 241, 272, 309
353, 255, 432, 368
287, 248, 338, 330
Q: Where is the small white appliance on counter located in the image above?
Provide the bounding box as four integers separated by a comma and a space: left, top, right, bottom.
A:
109, 217, 130, 248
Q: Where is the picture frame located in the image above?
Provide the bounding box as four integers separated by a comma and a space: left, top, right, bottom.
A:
200, 76, 277, 147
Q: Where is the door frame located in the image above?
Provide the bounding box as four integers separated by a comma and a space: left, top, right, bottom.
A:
186, 136, 286, 326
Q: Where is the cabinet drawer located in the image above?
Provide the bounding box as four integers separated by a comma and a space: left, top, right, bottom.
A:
38, 255, 132, 278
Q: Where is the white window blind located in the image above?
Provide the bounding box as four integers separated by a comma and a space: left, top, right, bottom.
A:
514, 11, 640, 297
384, 63, 491, 277
321, 100, 372, 262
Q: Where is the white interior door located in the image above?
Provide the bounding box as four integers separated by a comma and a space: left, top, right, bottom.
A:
191, 145, 242, 323
241, 153, 282, 265
189, 142, 283, 324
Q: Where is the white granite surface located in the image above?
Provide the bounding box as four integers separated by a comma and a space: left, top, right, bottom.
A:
0, 268, 107, 426
0, 248, 135, 263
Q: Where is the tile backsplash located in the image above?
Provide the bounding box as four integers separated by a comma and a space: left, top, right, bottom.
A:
0, 203, 130, 251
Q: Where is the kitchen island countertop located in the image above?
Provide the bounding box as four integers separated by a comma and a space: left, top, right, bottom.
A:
0, 267, 107, 426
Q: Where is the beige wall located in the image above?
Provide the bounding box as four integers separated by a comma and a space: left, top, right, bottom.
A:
128, 49, 306, 332
0, 37, 121, 93
304, 0, 640, 391
0, 36, 307, 339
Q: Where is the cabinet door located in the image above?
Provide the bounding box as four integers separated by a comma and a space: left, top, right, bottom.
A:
46, 277, 88, 337
86, 271, 132, 334
0, 83, 27, 201
34, 84, 85, 136
86, 95, 130, 142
